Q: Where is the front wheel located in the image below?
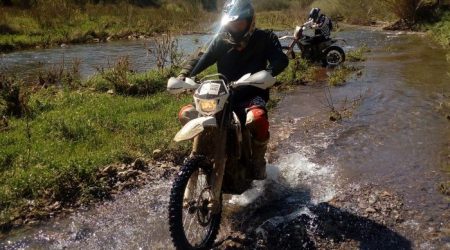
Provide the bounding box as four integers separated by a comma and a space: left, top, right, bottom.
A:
168, 156, 222, 250
322, 46, 346, 67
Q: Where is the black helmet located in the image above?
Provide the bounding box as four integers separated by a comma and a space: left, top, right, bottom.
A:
221, 0, 255, 47
309, 8, 321, 22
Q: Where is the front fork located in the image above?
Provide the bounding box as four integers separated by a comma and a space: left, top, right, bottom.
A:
184, 129, 227, 214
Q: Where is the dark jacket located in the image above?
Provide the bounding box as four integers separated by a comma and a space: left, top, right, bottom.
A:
314, 15, 331, 38
180, 29, 289, 104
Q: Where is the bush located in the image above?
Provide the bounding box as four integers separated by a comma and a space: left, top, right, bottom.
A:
429, 11, 450, 47
381, 0, 441, 23
89, 56, 177, 96
0, 75, 29, 117
36, 59, 81, 88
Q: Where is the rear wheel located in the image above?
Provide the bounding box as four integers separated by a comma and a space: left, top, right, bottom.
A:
168, 156, 221, 250
322, 46, 346, 67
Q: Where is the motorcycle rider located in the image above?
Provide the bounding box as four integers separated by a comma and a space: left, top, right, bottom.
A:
177, 0, 289, 180
303, 8, 332, 57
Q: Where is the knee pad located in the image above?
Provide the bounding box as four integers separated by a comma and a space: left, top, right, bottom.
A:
178, 104, 198, 125
245, 106, 270, 141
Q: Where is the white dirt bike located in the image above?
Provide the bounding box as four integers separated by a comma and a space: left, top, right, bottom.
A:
166, 71, 276, 249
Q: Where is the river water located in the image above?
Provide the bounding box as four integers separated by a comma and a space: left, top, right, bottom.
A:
0, 27, 449, 249
0, 34, 212, 79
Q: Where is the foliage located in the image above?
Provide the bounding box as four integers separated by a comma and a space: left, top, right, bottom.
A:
428, 11, 450, 47
328, 65, 360, 86
347, 44, 371, 62
0, 75, 28, 117
381, 0, 441, 23
149, 34, 184, 71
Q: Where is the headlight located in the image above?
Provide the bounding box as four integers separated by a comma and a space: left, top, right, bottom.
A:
199, 99, 217, 113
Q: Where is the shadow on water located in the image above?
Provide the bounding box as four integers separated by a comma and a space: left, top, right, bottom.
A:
220, 184, 412, 250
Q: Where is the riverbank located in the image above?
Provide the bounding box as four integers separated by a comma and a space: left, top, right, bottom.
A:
0, 3, 214, 53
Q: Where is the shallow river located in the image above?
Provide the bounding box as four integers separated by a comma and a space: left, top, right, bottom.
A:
1, 27, 449, 249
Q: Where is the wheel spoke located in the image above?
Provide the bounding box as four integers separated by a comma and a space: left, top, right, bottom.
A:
181, 172, 213, 246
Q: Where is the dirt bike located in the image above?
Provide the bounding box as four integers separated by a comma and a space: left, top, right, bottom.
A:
166, 71, 276, 249
280, 25, 346, 66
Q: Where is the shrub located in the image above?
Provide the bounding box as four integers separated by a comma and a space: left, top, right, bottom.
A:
90, 56, 177, 96
0, 75, 29, 117
381, 0, 441, 23
36, 59, 81, 88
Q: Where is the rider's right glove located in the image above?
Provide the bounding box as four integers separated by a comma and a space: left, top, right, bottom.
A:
177, 74, 187, 81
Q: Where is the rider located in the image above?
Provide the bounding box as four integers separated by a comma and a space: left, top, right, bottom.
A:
304, 8, 332, 55
177, 0, 289, 180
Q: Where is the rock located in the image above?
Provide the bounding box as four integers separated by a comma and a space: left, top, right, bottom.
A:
107, 89, 114, 95
153, 149, 162, 156
131, 158, 146, 171
118, 164, 128, 171
102, 165, 116, 174
117, 170, 139, 181
380, 191, 392, 198
49, 201, 61, 211
12, 218, 24, 227
365, 207, 376, 213
383, 19, 414, 31
60, 43, 68, 48
93, 38, 100, 43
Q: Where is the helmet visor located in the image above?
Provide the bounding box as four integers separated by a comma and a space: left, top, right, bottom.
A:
225, 19, 248, 34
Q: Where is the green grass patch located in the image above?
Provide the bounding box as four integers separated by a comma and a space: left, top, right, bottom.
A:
277, 58, 318, 85
0, 71, 201, 229
347, 44, 371, 62
328, 65, 361, 86
0, 58, 222, 229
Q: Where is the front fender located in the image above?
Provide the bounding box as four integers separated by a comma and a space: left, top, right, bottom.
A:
174, 117, 217, 142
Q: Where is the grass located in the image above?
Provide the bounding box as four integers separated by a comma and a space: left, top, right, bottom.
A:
428, 11, 450, 48
0, 90, 193, 227
328, 65, 361, 86
0, 3, 212, 52
0, 64, 199, 229
347, 44, 371, 62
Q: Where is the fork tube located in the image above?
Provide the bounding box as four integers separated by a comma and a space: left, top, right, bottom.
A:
209, 103, 230, 214
210, 129, 227, 214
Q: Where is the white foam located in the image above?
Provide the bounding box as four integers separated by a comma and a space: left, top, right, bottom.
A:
228, 147, 337, 207
271, 152, 337, 203
228, 180, 266, 206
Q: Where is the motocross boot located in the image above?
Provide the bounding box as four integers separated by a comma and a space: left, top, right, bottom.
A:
251, 138, 269, 180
